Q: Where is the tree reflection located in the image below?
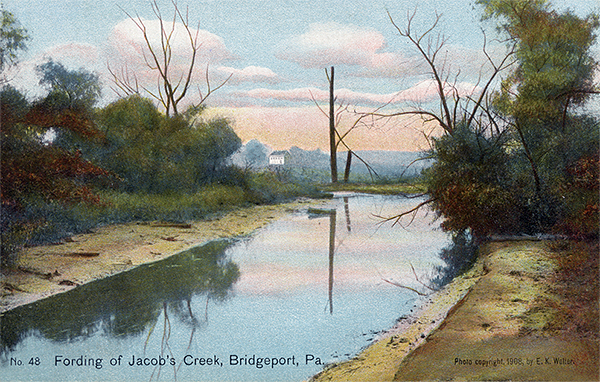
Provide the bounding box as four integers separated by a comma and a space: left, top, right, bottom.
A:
308, 206, 341, 315
0, 240, 239, 359
328, 210, 336, 314
430, 230, 478, 288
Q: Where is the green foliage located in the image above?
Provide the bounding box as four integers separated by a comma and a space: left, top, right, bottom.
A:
0, 8, 29, 73
424, 123, 522, 236
35, 60, 102, 110
423, 0, 599, 238
485, 0, 599, 124
244, 171, 320, 203
88, 96, 242, 194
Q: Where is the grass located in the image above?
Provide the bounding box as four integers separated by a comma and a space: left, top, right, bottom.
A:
2, 170, 424, 267
321, 181, 426, 195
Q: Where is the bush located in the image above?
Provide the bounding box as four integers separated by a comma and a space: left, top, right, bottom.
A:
424, 123, 522, 237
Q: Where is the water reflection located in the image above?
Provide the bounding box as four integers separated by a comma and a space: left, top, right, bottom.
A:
0, 195, 462, 382
308, 207, 339, 315
430, 230, 478, 288
343, 197, 351, 233
0, 240, 239, 360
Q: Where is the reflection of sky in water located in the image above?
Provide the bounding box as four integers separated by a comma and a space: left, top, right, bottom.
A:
1, 194, 451, 382
232, 194, 447, 295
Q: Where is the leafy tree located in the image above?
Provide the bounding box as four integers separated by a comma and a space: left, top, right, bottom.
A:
479, 0, 599, 233
1, 84, 110, 266
244, 139, 268, 169
1, 60, 108, 265
424, 123, 522, 236
385, 0, 598, 237
0, 7, 29, 74
90, 96, 241, 193
35, 60, 102, 110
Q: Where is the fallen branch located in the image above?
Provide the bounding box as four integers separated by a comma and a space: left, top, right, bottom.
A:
410, 262, 437, 292
61, 252, 100, 257
374, 198, 435, 227
382, 278, 428, 296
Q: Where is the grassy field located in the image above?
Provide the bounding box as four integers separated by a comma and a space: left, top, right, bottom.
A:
321, 181, 426, 195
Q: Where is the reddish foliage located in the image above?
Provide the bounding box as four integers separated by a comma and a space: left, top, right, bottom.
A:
1, 145, 111, 209
568, 153, 599, 191
558, 153, 599, 237
24, 105, 102, 139
434, 182, 521, 237
1, 104, 111, 211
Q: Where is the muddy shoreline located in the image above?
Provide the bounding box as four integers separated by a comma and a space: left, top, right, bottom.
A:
0, 199, 319, 313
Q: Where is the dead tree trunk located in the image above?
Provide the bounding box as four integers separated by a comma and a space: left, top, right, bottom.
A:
343, 150, 352, 183
327, 66, 338, 183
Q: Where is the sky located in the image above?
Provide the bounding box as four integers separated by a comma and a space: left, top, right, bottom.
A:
3, 0, 599, 151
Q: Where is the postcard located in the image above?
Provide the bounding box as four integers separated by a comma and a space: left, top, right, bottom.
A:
1, 0, 598, 381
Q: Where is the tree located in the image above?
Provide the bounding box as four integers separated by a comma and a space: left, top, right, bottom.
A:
36, 60, 102, 110
1, 84, 111, 266
373, 8, 515, 234
479, 0, 599, 232
243, 139, 268, 169
0, 7, 29, 74
313, 68, 380, 184
108, 0, 230, 117
381, 1, 599, 237
89, 96, 241, 193
327, 66, 338, 183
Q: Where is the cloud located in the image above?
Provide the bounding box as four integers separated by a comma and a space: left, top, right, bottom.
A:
2, 43, 104, 97
234, 87, 402, 105
234, 79, 480, 106
217, 65, 282, 84
204, 106, 437, 152
43, 43, 101, 67
106, 18, 235, 91
277, 22, 410, 76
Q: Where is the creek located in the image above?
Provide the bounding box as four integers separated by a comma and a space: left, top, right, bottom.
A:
1, 193, 458, 381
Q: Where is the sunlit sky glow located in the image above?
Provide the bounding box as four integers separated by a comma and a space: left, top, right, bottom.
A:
4, 0, 598, 151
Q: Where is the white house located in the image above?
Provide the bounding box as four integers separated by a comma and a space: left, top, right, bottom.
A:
268, 150, 289, 165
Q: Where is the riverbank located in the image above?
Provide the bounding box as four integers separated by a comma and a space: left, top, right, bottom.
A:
0, 199, 318, 313
311, 239, 599, 381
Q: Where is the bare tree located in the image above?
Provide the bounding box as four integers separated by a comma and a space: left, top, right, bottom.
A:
326, 66, 338, 183
364, 8, 517, 225
108, 0, 231, 117
310, 77, 381, 184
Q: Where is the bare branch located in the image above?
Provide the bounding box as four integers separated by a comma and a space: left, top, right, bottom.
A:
109, 0, 228, 116
374, 198, 435, 227
381, 278, 428, 296
389, 10, 454, 133
410, 262, 437, 291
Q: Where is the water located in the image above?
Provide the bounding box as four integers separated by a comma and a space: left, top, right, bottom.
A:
1, 194, 452, 382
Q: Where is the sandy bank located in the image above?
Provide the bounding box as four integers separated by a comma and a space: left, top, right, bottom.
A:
311, 239, 599, 382
0, 199, 318, 313
309, 247, 486, 382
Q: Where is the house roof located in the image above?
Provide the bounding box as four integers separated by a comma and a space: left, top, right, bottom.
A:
270, 150, 289, 156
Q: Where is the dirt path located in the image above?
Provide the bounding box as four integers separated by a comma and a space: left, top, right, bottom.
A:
0, 199, 317, 313
311, 240, 599, 382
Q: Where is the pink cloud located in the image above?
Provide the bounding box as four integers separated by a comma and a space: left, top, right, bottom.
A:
217, 65, 282, 84
395, 80, 480, 103
233, 80, 479, 106
204, 106, 439, 152
106, 18, 235, 93
43, 43, 101, 66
